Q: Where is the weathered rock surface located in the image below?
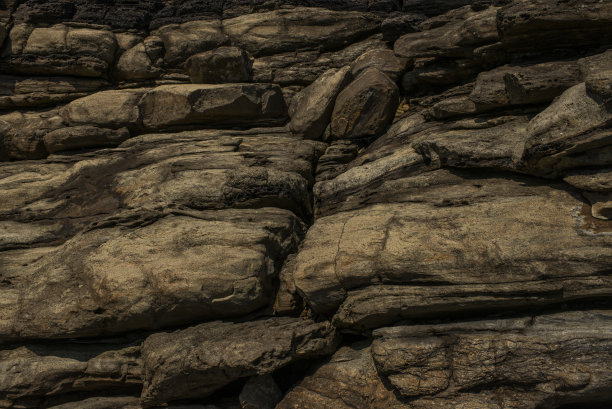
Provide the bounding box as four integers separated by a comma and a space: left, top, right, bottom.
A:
0, 343, 141, 408
8, 24, 117, 77
279, 310, 612, 408
289, 66, 352, 140
140, 317, 338, 406
221, 8, 381, 57
331, 68, 399, 139
3, 0, 612, 407
186, 47, 252, 84
294, 170, 612, 328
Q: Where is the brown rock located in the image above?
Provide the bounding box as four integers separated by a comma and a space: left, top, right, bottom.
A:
43, 126, 130, 153
331, 68, 399, 140
289, 66, 353, 140
9, 24, 117, 77
154, 20, 228, 66
222, 8, 381, 57
138, 83, 287, 129
350, 48, 408, 82
186, 46, 252, 84
0, 344, 141, 408
140, 317, 338, 407
294, 170, 612, 328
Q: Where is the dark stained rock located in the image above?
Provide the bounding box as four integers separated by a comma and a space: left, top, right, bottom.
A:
331, 68, 399, 140
381, 13, 426, 42
140, 317, 338, 407
498, 0, 612, 51
186, 47, 252, 84
289, 66, 353, 140
238, 375, 283, 409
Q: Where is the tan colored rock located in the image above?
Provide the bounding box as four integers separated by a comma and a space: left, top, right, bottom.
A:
0, 128, 325, 340
0, 75, 107, 109
280, 311, 612, 408
289, 66, 352, 140
59, 89, 146, 129
0, 208, 305, 340
331, 68, 399, 139
222, 7, 381, 57
10, 25, 117, 77
140, 317, 338, 407
564, 168, 612, 192
276, 342, 407, 409
294, 170, 612, 328
0, 109, 65, 160
155, 20, 228, 66
114, 36, 164, 81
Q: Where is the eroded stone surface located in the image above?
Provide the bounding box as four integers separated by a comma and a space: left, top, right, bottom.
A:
140, 317, 338, 406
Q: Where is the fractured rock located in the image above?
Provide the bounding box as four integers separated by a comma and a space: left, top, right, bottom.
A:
331, 68, 399, 140
289, 66, 352, 140
140, 317, 338, 406
222, 8, 381, 57
186, 46, 252, 84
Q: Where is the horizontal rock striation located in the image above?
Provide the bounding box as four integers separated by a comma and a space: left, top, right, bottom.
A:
1, 0, 612, 408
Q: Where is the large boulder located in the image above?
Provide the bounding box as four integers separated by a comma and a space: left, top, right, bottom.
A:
289, 66, 353, 140
140, 317, 338, 406
0, 129, 325, 340
331, 68, 399, 140
279, 310, 612, 409
113, 36, 165, 81
293, 170, 612, 329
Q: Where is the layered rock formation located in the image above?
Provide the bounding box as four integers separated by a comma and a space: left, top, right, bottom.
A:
1, 0, 611, 408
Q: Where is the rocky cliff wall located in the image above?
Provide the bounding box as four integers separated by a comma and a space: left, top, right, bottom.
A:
1, 0, 611, 408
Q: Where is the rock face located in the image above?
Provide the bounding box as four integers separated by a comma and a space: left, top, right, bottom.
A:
2, 1, 612, 408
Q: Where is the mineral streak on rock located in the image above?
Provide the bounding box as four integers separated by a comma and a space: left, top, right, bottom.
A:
1, 1, 612, 408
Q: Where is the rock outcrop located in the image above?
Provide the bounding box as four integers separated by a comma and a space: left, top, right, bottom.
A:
1, 1, 612, 408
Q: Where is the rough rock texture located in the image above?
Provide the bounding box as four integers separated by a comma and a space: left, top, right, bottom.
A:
331, 68, 399, 139
140, 317, 338, 406
2, 1, 612, 408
